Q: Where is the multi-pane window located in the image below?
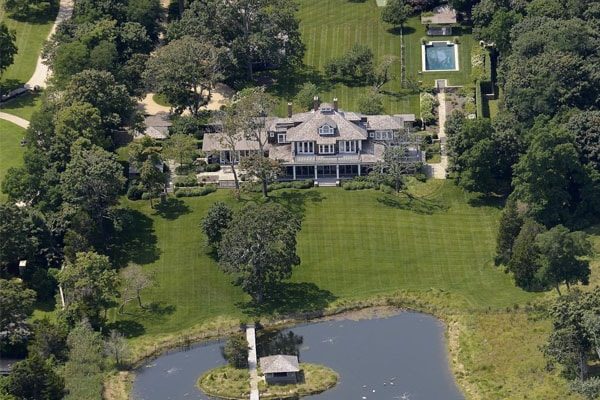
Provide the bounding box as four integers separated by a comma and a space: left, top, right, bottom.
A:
372, 130, 394, 140
277, 133, 287, 143
296, 141, 314, 154
319, 124, 335, 135
318, 144, 335, 154
339, 140, 357, 153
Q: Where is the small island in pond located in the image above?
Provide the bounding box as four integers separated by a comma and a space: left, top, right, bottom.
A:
198, 363, 338, 400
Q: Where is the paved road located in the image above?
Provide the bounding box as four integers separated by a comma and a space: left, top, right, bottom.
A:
26, 0, 74, 89
246, 325, 260, 400
0, 112, 30, 129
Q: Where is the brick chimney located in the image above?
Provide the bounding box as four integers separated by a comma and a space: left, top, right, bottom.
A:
313, 96, 319, 112
333, 97, 338, 112
287, 102, 293, 118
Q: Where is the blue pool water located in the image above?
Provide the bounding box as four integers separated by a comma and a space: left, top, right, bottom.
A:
425, 43, 457, 71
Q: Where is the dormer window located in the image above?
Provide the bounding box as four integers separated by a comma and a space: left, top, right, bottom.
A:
319, 124, 335, 135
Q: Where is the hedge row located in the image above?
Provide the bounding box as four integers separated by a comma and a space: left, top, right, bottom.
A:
174, 185, 217, 197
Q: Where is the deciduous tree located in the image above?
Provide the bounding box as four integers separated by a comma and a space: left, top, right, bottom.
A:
239, 154, 282, 197
61, 140, 126, 226
0, 22, 17, 74
4, 354, 64, 400
218, 203, 301, 303
120, 264, 154, 312
201, 202, 233, 246
381, 0, 412, 29
144, 36, 227, 116
162, 133, 197, 166
0, 279, 36, 353
535, 226, 592, 295
58, 252, 119, 327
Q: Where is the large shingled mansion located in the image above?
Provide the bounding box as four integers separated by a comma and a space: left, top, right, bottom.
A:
202, 98, 422, 182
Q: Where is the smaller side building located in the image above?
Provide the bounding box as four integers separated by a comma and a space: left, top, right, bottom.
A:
259, 355, 300, 385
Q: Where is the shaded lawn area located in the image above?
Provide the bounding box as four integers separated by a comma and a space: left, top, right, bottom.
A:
0, 1, 57, 88
269, 0, 475, 116
116, 181, 537, 336
0, 91, 43, 120
0, 120, 25, 202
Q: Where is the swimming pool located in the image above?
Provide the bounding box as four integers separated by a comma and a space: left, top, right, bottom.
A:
422, 41, 459, 71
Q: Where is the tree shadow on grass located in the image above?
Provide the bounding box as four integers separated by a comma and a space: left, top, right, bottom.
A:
377, 193, 448, 214
387, 26, 416, 35
238, 282, 337, 318
106, 320, 146, 338
152, 197, 191, 220
107, 208, 161, 268
115, 302, 177, 332
270, 190, 325, 218
467, 194, 506, 209
238, 190, 325, 218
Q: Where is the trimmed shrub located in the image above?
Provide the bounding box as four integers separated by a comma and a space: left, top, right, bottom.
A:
204, 163, 221, 172
174, 174, 199, 187
126, 184, 143, 200
174, 185, 217, 197
420, 92, 439, 125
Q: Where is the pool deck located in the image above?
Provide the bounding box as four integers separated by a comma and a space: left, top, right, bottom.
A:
246, 325, 260, 400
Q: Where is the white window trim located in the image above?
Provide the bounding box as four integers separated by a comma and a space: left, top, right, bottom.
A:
318, 144, 335, 154
339, 140, 357, 153
319, 124, 335, 135
277, 133, 287, 143
296, 141, 314, 154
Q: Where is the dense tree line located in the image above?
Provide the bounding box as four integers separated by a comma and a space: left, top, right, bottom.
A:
442, 2, 600, 396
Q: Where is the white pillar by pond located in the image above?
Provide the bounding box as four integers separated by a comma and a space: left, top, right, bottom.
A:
314, 165, 318, 180
293, 165, 296, 180
358, 164, 361, 176
336, 164, 340, 179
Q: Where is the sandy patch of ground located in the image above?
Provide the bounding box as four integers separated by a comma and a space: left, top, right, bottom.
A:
139, 84, 234, 116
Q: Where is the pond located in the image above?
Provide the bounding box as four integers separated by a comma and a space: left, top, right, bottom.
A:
132, 312, 464, 400
423, 42, 459, 72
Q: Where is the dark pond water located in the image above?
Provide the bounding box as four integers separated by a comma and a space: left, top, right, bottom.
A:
132, 312, 464, 400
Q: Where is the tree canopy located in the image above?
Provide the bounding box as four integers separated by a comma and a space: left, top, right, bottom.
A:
0, 22, 17, 74
218, 203, 301, 303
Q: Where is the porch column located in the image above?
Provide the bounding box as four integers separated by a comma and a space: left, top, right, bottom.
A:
293, 165, 296, 180
357, 164, 361, 176
314, 164, 318, 180
336, 164, 339, 179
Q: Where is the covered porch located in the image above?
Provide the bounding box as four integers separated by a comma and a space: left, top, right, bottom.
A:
283, 164, 372, 180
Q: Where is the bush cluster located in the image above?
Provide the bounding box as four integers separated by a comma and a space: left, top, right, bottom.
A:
244, 179, 314, 192
174, 185, 217, 198
420, 92, 439, 125
174, 174, 199, 187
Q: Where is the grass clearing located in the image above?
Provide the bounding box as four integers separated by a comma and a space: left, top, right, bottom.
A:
0, 119, 26, 202
270, 0, 475, 116
115, 181, 536, 338
0, 1, 57, 88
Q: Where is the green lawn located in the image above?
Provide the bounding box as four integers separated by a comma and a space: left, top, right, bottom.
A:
270, 0, 475, 116
116, 181, 536, 336
0, 120, 26, 202
0, 1, 57, 88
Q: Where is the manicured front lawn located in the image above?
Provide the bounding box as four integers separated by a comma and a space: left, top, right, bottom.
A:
117, 181, 535, 336
0, 120, 26, 202
0, 1, 57, 88
271, 0, 475, 116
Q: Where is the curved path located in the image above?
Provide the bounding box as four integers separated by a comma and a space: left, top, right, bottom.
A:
26, 0, 74, 89
0, 112, 29, 129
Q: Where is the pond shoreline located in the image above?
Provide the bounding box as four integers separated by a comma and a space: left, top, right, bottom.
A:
103, 295, 474, 400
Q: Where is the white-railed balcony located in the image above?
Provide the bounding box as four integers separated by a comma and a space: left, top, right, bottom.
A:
292, 152, 362, 164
